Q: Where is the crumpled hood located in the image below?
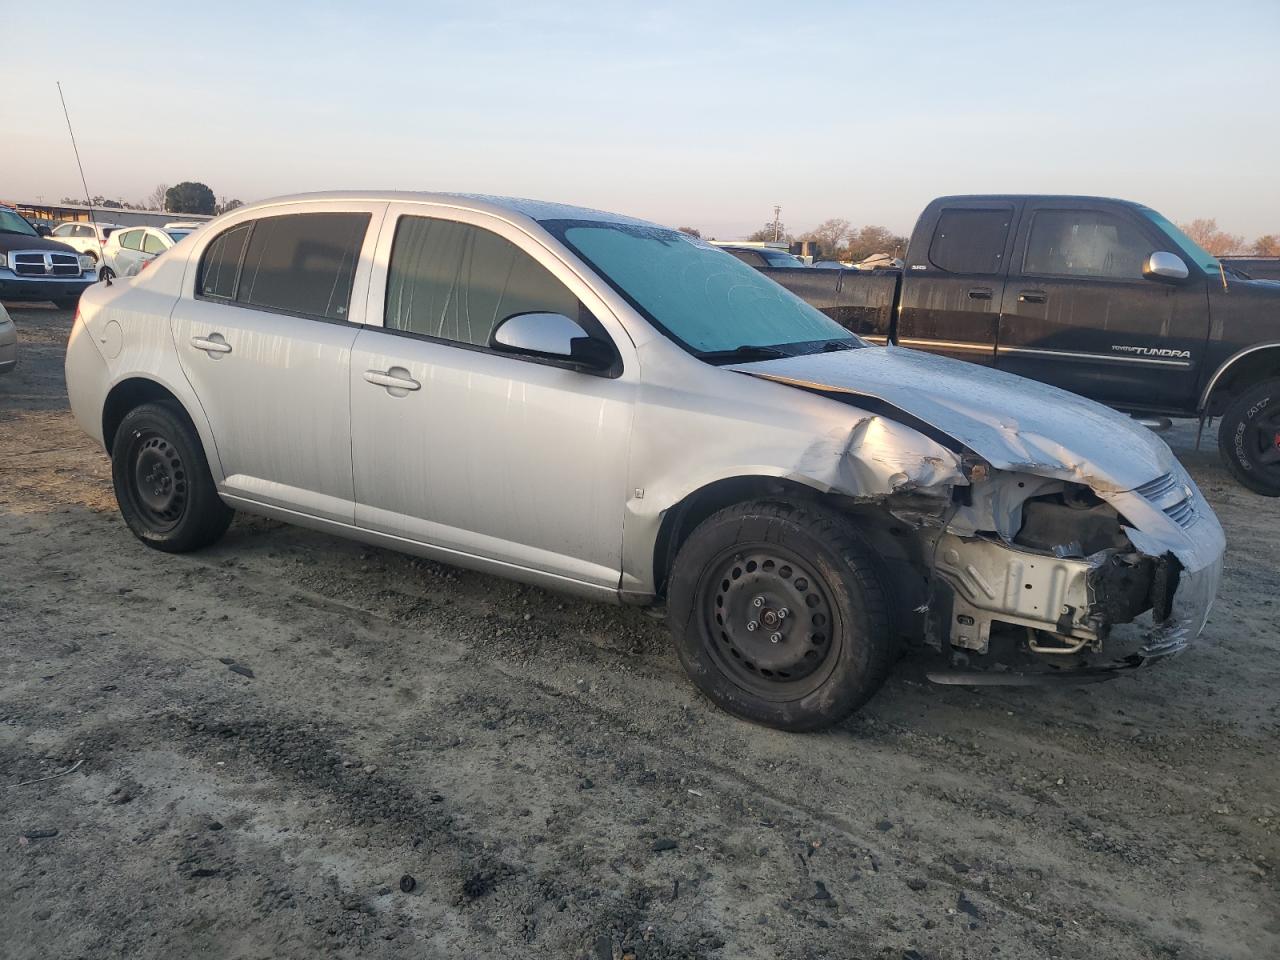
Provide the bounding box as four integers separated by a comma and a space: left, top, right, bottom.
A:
731, 344, 1175, 493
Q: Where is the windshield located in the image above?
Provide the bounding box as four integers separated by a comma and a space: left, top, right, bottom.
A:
760, 250, 804, 268
0, 209, 38, 237
542, 219, 858, 359
1138, 206, 1220, 275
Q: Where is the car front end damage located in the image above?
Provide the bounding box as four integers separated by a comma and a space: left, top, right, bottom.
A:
923, 464, 1223, 672
729, 347, 1226, 680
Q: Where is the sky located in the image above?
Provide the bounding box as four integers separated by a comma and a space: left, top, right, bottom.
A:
3, 0, 1278, 240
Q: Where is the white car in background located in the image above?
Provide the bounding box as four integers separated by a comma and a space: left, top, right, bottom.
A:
0, 302, 16, 374
50, 221, 123, 263
100, 225, 192, 280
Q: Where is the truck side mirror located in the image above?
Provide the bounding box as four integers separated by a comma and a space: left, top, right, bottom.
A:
1143, 251, 1189, 282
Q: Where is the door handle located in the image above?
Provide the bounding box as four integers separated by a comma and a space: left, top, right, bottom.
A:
1017, 290, 1048, 304
363, 368, 421, 392
191, 335, 232, 355
967, 287, 993, 301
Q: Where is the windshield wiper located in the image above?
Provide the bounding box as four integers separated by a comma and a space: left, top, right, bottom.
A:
697, 344, 792, 365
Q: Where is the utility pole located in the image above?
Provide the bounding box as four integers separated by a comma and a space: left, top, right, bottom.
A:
772, 205, 782, 243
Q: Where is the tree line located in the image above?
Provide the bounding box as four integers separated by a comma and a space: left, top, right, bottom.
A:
60, 181, 242, 216
1178, 219, 1279, 257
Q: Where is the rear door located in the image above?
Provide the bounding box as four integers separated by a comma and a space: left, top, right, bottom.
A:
996, 202, 1209, 409
112, 229, 146, 275
171, 204, 382, 522
895, 202, 1017, 365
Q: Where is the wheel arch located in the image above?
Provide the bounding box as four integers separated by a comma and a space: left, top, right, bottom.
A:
1199, 342, 1280, 415
102, 377, 222, 480
651, 474, 827, 599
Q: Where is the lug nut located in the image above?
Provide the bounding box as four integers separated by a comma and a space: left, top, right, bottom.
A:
746, 621, 758, 632
769, 632, 783, 643
777, 608, 790, 620
752, 596, 764, 607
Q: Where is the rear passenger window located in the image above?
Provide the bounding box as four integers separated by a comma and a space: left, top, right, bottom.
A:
142, 232, 167, 255
928, 209, 1012, 274
235, 213, 369, 320
1023, 210, 1153, 279
385, 216, 580, 347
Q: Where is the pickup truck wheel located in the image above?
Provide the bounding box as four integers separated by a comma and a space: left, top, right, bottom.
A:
111, 402, 234, 552
53, 297, 80, 310
667, 499, 892, 731
1218, 378, 1280, 496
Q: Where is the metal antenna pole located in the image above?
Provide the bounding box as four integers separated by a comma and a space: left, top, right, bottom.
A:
56, 81, 98, 232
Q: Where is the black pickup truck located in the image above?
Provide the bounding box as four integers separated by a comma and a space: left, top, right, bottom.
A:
759, 195, 1280, 496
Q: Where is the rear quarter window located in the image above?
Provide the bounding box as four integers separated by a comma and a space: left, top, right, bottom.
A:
198, 223, 252, 300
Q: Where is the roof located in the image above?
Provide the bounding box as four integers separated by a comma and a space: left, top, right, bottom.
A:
244, 191, 660, 228
931, 194, 1143, 207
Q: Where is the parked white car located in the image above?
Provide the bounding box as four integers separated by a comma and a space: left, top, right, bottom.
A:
0, 302, 16, 374
100, 225, 189, 280
65, 192, 1225, 729
50, 221, 123, 262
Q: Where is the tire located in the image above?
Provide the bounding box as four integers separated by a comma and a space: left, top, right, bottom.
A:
111, 402, 233, 552
1217, 378, 1280, 496
99, 266, 115, 283
667, 499, 892, 731
53, 297, 80, 310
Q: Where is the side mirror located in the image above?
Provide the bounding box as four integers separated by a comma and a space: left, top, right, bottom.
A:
35, 225, 52, 237
489, 312, 615, 372
1143, 251, 1189, 282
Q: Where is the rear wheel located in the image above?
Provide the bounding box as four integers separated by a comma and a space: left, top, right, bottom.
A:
667, 499, 892, 731
53, 297, 79, 310
1218, 378, 1280, 496
111, 402, 233, 551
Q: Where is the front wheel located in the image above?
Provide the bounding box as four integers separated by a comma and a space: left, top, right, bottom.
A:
1218, 378, 1280, 496
667, 499, 892, 731
111, 402, 234, 551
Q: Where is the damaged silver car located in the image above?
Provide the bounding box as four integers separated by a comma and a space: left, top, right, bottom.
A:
64, 192, 1226, 730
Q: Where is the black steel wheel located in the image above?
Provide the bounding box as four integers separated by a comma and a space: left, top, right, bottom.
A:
112, 401, 233, 551
699, 546, 840, 698
1219, 378, 1280, 496
668, 499, 892, 731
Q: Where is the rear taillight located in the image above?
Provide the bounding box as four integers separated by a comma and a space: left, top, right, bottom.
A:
139, 259, 153, 271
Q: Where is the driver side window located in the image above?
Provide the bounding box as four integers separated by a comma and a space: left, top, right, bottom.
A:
385, 216, 581, 348
1024, 210, 1154, 280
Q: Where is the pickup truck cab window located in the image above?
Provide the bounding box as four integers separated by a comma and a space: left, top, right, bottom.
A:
1023, 209, 1152, 280
544, 219, 855, 359
928, 209, 1011, 274
385, 216, 581, 347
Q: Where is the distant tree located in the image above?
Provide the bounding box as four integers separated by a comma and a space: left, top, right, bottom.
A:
144, 183, 169, 212
747, 221, 793, 243
800, 218, 852, 258
165, 182, 216, 216
845, 224, 908, 263
1179, 218, 1244, 256
676, 225, 702, 238
215, 197, 244, 215
100, 198, 123, 209
1252, 234, 1280, 256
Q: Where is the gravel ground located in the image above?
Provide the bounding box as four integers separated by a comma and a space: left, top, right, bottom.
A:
2, 303, 1277, 960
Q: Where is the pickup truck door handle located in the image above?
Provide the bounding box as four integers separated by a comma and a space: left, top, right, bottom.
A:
967, 287, 993, 301
363, 368, 421, 392
190, 334, 232, 355
1017, 290, 1048, 304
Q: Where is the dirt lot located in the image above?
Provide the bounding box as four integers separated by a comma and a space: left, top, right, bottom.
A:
1, 303, 1277, 960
